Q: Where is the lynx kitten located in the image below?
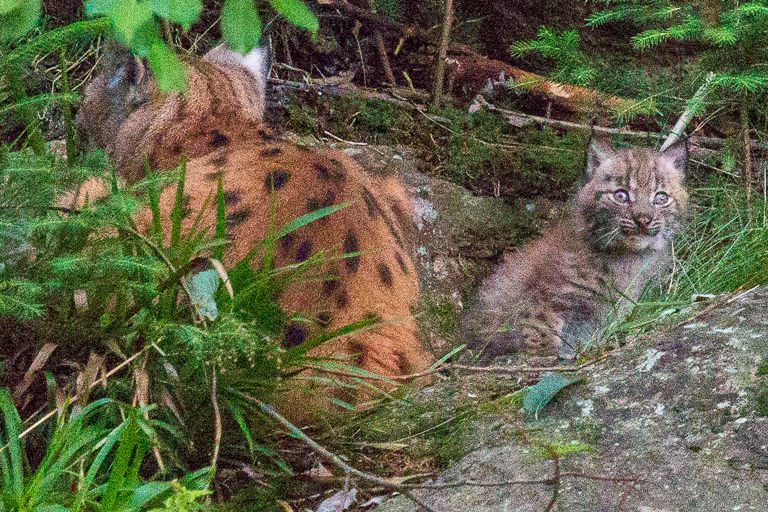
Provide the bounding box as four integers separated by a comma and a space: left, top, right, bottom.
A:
462, 134, 689, 361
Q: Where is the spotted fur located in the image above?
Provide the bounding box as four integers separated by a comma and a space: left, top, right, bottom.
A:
462, 134, 689, 362
72, 44, 432, 419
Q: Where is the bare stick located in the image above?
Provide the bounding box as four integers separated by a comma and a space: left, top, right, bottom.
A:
361, 0, 397, 86
473, 95, 768, 152
210, 372, 222, 476
1, 345, 152, 453
742, 105, 753, 202
660, 72, 714, 152
431, 0, 454, 108
254, 400, 440, 512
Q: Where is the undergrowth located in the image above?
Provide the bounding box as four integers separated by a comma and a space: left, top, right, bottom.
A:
621, 177, 768, 336
284, 92, 587, 200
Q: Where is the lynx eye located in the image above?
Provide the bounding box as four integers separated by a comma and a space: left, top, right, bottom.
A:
653, 191, 671, 206
612, 189, 630, 203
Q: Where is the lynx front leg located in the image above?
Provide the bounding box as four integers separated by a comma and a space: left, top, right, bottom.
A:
519, 309, 566, 365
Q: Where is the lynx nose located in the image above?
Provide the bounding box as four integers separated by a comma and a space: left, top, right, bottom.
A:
633, 213, 652, 231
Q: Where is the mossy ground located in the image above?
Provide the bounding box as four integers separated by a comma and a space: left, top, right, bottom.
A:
281, 92, 588, 203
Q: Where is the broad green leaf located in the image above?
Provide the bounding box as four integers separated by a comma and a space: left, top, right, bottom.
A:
127, 481, 173, 508
110, 0, 153, 45
150, 0, 203, 30
101, 417, 139, 510
188, 269, 220, 321
221, 0, 262, 54
147, 41, 188, 91
85, 0, 119, 16
269, 0, 318, 32
0, 0, 41, 42
522, 372, 578, 418
0, 0, 20, 15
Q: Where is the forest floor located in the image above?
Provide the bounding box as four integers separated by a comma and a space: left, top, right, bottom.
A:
233, 130, 768, 512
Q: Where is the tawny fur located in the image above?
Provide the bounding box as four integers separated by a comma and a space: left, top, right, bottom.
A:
73, 46, 433, 418
462, 136, 689, 362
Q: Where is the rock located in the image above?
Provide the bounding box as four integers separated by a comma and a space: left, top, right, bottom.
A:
377, 288, 768, 512
329, 142, 542, 352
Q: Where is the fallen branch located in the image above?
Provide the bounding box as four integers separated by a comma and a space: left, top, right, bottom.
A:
303, 352, 611, 384
317, 0, 431, 40
316, 0, 632, 115
254, 399, 440, 512
472, 95, 768, 152
258, 396, 645, 510
660, 72, 714, 152
449, 54, 637, 114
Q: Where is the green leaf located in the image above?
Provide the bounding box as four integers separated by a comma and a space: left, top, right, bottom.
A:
0, 0, 41, 42
523, 372, 578, 418
221, 0, 262, 54
275, 203, 347, 240
85, 0, 119, 16
147, 41, 188, 92
150, 0, 203, 30
110, 0, 154, 45
0, 389, 24, 501
269, 0, 318, 32
101, 417, 139, 510
188, 269, 220, 321
0, 0, 20, 15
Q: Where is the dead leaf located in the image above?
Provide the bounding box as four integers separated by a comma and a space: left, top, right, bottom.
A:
13, 342, 57, 406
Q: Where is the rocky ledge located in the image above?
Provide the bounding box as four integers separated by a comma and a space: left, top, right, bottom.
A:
379, 287, 768, 512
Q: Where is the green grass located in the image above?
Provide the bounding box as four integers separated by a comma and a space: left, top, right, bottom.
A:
0, 146, 379, 510
621, 178, 768, 336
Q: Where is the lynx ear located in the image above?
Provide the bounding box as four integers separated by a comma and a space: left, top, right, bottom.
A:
586, 130, 615, 177
100, 41, 153, 108
203, 39, 272, 92
661, 138, 689, 176
102, 42, 148, 89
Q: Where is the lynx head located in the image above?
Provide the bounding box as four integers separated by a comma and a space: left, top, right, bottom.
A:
75, 40, 271, 160
575, 133, 689, 254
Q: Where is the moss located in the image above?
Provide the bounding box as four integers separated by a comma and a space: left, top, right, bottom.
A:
755, 388, 768, 417
478, 389, 525, 414
283, 91, 419, 145
756, 361, 768, 417
441, 108, 587, 200
280, 92, 587, 201
420, 294, 459, 341
284, 98, 318, 135
532, 441, 595, 459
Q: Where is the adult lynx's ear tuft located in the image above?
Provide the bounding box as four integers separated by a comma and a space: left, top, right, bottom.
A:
203, 39, 272, 96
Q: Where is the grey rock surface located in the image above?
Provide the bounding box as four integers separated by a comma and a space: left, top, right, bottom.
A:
378, 288, 768, 512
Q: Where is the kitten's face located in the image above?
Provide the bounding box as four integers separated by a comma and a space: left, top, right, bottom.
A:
576, 136, 689, 253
